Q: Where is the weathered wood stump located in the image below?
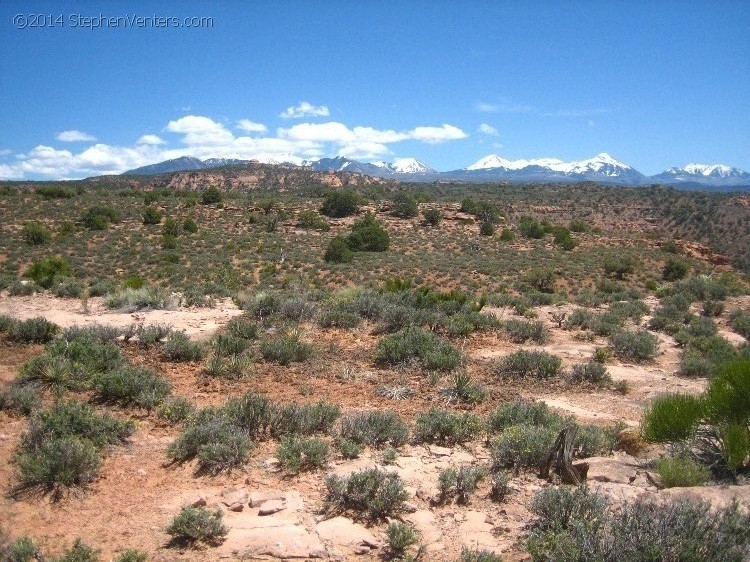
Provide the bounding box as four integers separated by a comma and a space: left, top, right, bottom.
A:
540, 426, 589, 485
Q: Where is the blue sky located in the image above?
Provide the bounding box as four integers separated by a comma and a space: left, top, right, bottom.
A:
1, 0, 748, 179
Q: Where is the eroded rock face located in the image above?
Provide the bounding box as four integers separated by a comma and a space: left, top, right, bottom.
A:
315, 516, 380, 556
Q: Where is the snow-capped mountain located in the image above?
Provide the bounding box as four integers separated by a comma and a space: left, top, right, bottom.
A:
460, 152, 646, 184
305, 157, 436, 177
651, 164, 750, 187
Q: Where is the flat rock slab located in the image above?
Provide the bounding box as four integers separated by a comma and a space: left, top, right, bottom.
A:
315, 516, 380, 554
404, 510, 442, 549
458, 510, 499, 551
221, 523, 326, 559
586, 455, 643, 485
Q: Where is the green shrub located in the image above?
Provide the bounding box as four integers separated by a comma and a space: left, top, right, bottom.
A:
663, 258, 689, 281
142, 206, 162, 225
22, 222, 51, 246
0, 533, 43, 561
490, 424, 557, 470
527, 485, 750, 562
0, 383, 40, 415
81, 205, 119, 230
443, 371, 487, 404
337, 437, 363, 459
260, 331, 313, 365
165, 507, 228, 547
36, 185, 74, 199
702, 300, 724, 317
479, 220, 495, 236
604, 254, 637, 279
269, 401, 341, 438
458, 546, 504, 562
374, 326, 460, 371
320, 189, 358, 218
391, 191, 418, 218
610, 329, 658, 362
54, 538, 99, 562
386, 521, 419, 556
163, 331, 204, 362
200, 186, 222, 205
489, 471, 513, 503
114, 550, 148, 562
438, 465, 486, 504
568, 362, 612, 387
15, 436, 100, 498
156, 396, 195, 425
276, 436, 329, 474
347, 212, 390, 252
168, 414, 251, 474
182, 216, 198, 233
162, 217, 179, 236
7, 280, 38, 296
524, 267, 556, 293
91, 366, 170, 412
487, 400, 564, 433
297, 208, 330, 231
105, 286, 177, 311
51, 278, 84, 298
324, 468, 408, 520
423, 207, 442, 226
518, 216, 545, 239
7, 317, 58, 343
655, 455, 711, 488
197, 433, 253, 476
493, 350, 561, 379
340, 411, 409, 448
414, 408, 482, 445
324, 236, 354, 264
641, 393, 704, 442
729, 310, 750, 339
499, 228, 514, 241
25, 257, 72, 289
503, 319, 547, 344
226, 317, 260, 340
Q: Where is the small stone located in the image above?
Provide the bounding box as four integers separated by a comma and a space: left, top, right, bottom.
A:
191, 497, 207, 508
355, 547, 370, 555
402, 502, 418, 513
258, 499, 285, 515
228, 502, 244, 512
429, 445, 452, 457
136, 469, 147, 476
416, 488, 432, 501
361, 538, 381, 549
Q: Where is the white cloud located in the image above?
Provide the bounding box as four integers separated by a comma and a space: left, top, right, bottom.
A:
478, 123, 498, 135
236, 120, 268, 134
475, 101, 533, 114
1, 115, 468, 180
56, 130, 97, 142
280, 101, 330, 119
137, 134, 166, 145
0, 149, 12, 156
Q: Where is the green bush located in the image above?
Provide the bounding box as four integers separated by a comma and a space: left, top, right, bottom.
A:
165, 506, 228, 547
526, 485, 750, 562
200, 186, 222, 205
374, 326, 460, 371
25, 257, 72, 289
391, 191, 418, 218
324, 468, 408, 520
347, 212, 389, 252
386, 521, 419, 556
337, 437, 363, 459
479, 220, 495, 236
503, 319, 547, 344
269, 401, 341, 438
438, 465, 486, 504
423, 207, 442, 226
295, 208, 329, 231
490, 424, 557, 470
157, 396, 195, 425
604, 254, 637, 279
7, 280, 38, 296
414, 408, 482, 445
114, 550, 148, 562
458, 546, 504, 562
729, 310, 750, 339
7, 317, 59, 343
443, 371, 487, 404
524, 267, 556, 293
163, 331, 204, 362
499, 228, 514, 241
324, 235, 354, 264
568, 362, 612, 387
259, 331, 313, 365
340, 411, 409, 448
81, 205, 119, 230
321, 189, 358, 218
22, 222, 51, 246
142, 206, 162, 225
182, 216, 198, 233
655, 455, 711, 488
487, 400, 563, 433
276, 436, 329, 474
493, 350, 561, 379
610, 329, 659, 362
227, 317, 260, 340
105, 286, 177, 312
91, 365, 171, 412
168, 414, 251, 474
0, 533, 43, 561
518, 216, 545, 239
162, 217, 179, 236
0, 383, 40, 415
53, 539, 99, 562
51, 278, 84, 298
641, 393, 705, 442
663, 258, 689, 281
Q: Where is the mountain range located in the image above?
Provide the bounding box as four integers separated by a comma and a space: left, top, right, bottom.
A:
124, 153, 750, 189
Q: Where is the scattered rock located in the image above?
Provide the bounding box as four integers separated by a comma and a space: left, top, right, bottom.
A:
190, 497, 207, 508
429, 445, 452, 457
258, 499, 285, 515
228, 502, 244, 512
402, 501, 418, 513
248, 490, 285, 507
315, 516, 380, 554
